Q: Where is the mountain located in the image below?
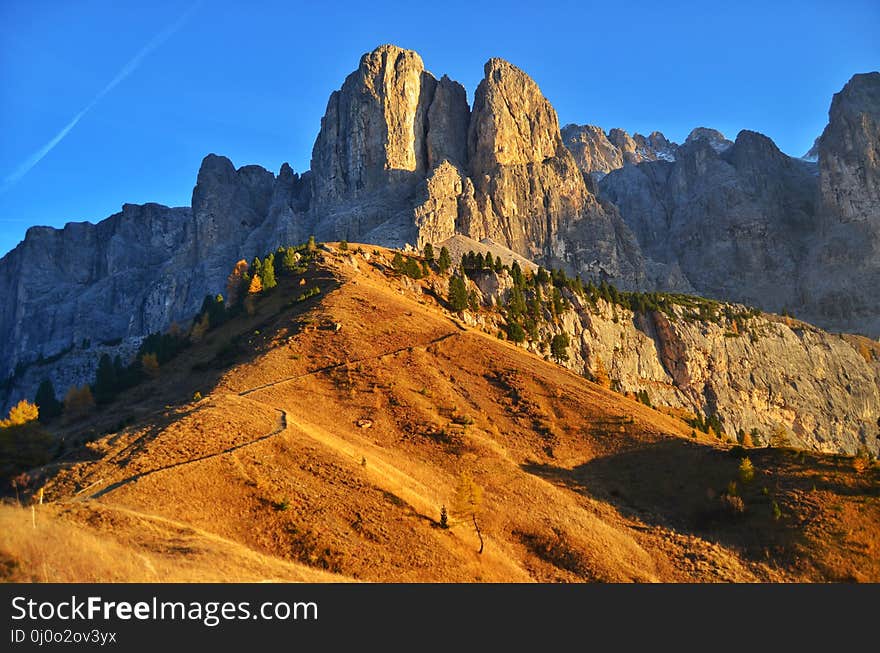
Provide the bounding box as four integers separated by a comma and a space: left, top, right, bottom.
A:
1, 45, 878, 422
3, 245, 878, 582
596, 73, 880, 336
598, 129, 819, 315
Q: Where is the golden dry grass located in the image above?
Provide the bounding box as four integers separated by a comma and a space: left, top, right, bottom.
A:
0, 502, 344, 583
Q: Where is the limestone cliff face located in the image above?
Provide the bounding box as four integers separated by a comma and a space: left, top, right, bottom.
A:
311, 45, 435, 204
309, 45, 469, 247
462, 59, 590, 257
803, 72, 880, 335
556, 299, 880, 456
459, 59, 660, 288
469, 272, 880, 456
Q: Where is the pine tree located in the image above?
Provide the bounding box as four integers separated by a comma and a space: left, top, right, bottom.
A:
248, 274, 263, 294
484, 252, 494, 269
423, 243, 435, 262
208, 294, 226, 326
94, 353, 118, 404
438, 246, 452, 274
550, 333, 570, 363
392, 251, 405, 271
261, 253, 277, 290
307, 235, 317, 252
282, 246, 299, 273
34, 379, 61, 422
506, 322, 526, 343
507, 286, 527, 319
536, 266, 550, 285
511, 261, 524, 288
449, 275, 468, 312
468, 290, 480, 312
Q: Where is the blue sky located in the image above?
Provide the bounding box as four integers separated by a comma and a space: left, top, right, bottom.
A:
1, 0, 877, 256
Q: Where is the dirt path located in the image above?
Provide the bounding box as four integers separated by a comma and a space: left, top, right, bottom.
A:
85, 405, 288, 499
238, 330, 461, 397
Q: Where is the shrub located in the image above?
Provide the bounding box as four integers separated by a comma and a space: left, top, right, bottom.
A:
296, 287, 321, 302
338, 240, 348, 251
721, 493, 745, 516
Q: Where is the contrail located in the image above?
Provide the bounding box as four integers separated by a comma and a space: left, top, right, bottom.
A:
1, 2, 202, 194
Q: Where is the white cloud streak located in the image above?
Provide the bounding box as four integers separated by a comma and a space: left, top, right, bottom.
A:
1, 2, 202, 194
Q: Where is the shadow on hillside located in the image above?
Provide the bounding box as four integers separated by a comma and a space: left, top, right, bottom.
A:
520, 437, 844, 563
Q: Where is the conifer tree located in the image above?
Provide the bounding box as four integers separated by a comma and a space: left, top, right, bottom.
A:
226, 260, 249, 306
34, 379, 61, 422
261, 253, 277, 290
438, 246, 452, 274
94, 353, 118, 404
449, 275, 468, 312
282, 246, 298, 273
423, 243, 435, 262
550, 333, 570, 363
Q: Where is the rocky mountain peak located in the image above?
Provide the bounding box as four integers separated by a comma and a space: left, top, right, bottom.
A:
817, 71, 880, 225
561, 125, 677, 178
685, 127, 733, 153
310, 44, 437, 206
468, 58, 563, 171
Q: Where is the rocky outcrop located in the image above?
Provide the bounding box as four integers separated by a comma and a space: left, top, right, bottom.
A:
561, 124, 677, 179
684, 127, 733, 153
554, 298, 880, 456
460, 59, 661, 288
468, 271, 880, 455
413, 161, 463, 246
802, 72, 880, 335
